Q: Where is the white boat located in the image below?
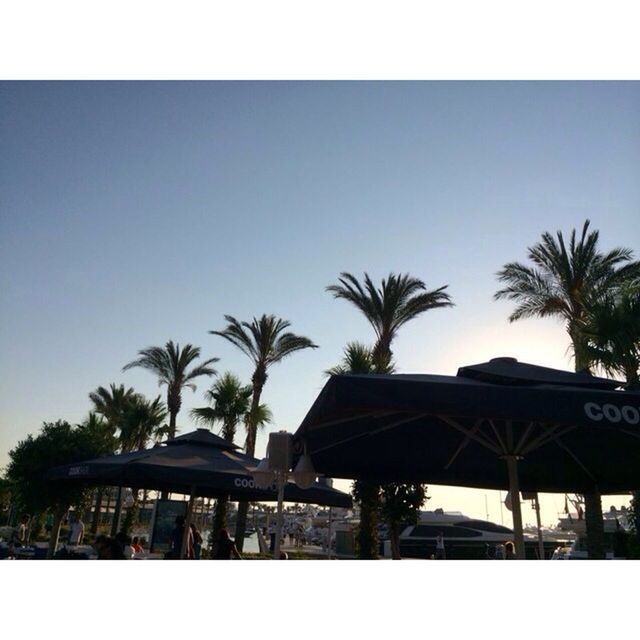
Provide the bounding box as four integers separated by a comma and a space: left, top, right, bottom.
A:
398, 509, 518, 559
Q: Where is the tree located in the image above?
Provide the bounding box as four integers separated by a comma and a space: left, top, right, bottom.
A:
581, 284, 640, 555
327, 272, 453, 372
581, 285, 640, 390
209, 314, 317, 550
6, 420, 114, 558
325, 342, 394, 376
494, 220, 640, 558
0, 477, 12, 525
191, 372, 271, 542
118, 394, 168, 453
123, 340, 218, 439
88, 383, 138, 427
191, 372, 253, 441
327, 272, 453, 558
379, 483, 428, 559
88, 384, 138, 533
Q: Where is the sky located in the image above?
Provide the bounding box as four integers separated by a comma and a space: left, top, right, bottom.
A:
1, 81, 639, 527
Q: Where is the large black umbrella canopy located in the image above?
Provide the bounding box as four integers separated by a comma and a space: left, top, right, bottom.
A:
293, 357, 640, 494
47, 428, 352, 508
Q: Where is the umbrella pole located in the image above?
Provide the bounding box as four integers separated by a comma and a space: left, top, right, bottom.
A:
274, 472, 285, 560
534, 494, 545, 559
505, 456, 526, 559
110, 486, 123, 537
180, 489, 196, 560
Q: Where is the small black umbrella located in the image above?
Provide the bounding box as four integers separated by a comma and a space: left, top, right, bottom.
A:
48, 428, 352, 508
293, 357, 640, 558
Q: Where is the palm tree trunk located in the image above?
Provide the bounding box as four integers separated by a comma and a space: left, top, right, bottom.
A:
211, 497, 228, 544
234, 372, 266, 551
584, 492, 606, 559
390, 524, 401, 559
570, 330, 607, 559
168, 410, 177, 440
356, 479, 380, 559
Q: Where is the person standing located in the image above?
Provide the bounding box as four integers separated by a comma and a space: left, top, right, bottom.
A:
190, 523, 203, 559
8, 513, 30, 558
68, 513, 85, 546
435, 531, 446, 559
169, 516, 192, 559
213, 528, 242, 559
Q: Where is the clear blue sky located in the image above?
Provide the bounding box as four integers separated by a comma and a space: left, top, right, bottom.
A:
1, 81, 639, 525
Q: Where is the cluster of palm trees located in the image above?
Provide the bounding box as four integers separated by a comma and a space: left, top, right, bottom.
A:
80, 219, 637, 559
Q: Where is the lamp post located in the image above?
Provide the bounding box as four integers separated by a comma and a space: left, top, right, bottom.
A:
251, 431, 318, 559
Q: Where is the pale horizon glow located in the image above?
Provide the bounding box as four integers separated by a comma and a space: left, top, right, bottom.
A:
1, 81, 639, 527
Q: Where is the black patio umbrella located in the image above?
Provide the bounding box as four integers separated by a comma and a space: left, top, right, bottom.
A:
47, 428, 352, 508
293, 357, 640, 558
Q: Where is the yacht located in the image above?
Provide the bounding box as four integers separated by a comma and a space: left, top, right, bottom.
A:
397, 509, 564, 559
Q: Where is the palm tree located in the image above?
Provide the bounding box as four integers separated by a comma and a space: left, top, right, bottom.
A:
325, 342, 394, 376
327, 272, 453, 558
77, 411, 118, 534
327, 272, 453, 371
581, 285, 640, 390
209, 314, 317, 550
89, 384, 138, 427
191, 372, 253, 441
118, 394, 168, 453
494, 220, 640, 559
494, 220, 640, 371
191, 372, 273, 543
581, 284, 640, 542
123, 340, 218, 439
88, 384, 138, 533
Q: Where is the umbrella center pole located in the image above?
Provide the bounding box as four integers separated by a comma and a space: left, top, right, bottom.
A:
503, 455, 526, 560
274, 471, 286, 560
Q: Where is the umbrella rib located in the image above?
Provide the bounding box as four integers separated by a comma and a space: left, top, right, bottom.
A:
514, 421, 536, 455
445, 418, 485, 469
619, 428, 640, 442
438, 416, 501, 454
553, 436, 597, 483
310, 413, 429, 455
487, 419, 508, 453
520, 424, 575, 456
306, 410, 397, 431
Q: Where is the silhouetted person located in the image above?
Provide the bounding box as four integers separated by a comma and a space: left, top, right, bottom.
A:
190, 523, 203, 559
504, 541, 516, 559
169, 516, 192, 559
213, 528, 242, 559
8, 513, 30, 558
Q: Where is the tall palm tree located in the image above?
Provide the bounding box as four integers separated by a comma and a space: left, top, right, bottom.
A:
494, 220, 640, 371
123, 340, 218, 439
494, 220, 640, 558
327, 272, 453, 558
209, 314, 317, 549
191, 372, 272, 543
327, 272, 453, 372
